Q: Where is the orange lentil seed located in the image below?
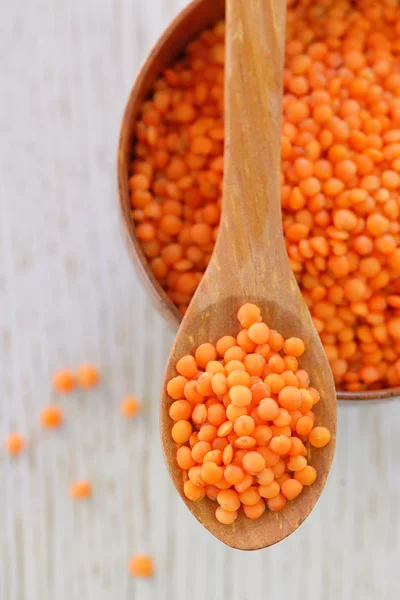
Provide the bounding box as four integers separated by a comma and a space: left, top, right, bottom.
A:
309, 426, 331, 448
121, 396, 141, 418
69, 480, 92, 499
52, 369, 75, 393
128, 554, 154, 578
76, 364, 100, 388
215, 506, 238, 524
40, 406, 63, 428
4, 433, 25, 456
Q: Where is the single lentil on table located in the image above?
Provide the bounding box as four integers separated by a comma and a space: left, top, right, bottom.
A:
129, 0, 400, 392
52, 369, 76, 393
120, 395, 141, 418
40, 405, 63, 428
69, 480, 92, 499
76, 364, 100, 388
128, 554, 154, 578
166, 303, 331, 525
4, 432, 25, 456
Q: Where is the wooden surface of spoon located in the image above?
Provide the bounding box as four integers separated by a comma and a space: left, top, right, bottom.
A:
160, 0, 336, 550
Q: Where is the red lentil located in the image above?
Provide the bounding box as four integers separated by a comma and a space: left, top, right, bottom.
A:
40, 406, 63, 429
69, 480, 92, 499
167, 304, 331, 524
120, 396, 141, 418
52, 369, 75, 393
76, 364, 100, 388
128, 554, 154, 578
4, 432, 25, 456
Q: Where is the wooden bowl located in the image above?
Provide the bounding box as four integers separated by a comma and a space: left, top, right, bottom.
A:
117, 0, 400, 402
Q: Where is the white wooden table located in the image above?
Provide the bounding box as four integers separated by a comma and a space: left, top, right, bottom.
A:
0, 1, 399, 598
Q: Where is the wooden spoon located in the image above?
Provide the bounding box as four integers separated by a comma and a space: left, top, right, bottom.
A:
160, 0, 336, 550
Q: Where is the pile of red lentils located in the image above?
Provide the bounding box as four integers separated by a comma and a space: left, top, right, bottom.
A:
167, 303, 331, 525
129, 0, 400, 393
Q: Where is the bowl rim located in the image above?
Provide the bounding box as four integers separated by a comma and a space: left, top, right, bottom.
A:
117, 0, 400, 402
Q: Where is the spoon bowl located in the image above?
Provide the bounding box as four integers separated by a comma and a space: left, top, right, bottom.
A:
117, 0, 400, 401
161, 294, 336, 550
160, 0, 336, 550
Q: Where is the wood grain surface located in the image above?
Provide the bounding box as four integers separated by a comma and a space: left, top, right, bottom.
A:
0, 0, 399, 598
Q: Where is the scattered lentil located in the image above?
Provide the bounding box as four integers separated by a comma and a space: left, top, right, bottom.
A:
52, 369, 75, 393
76, 364, 100, 388
69, 480, 92, 499
40, 406, 63, 428
4, 433, 25, 456
121, 396, 141, 418
128, 554, 154, 578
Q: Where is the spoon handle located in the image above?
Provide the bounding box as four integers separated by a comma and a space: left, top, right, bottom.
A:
220, 0, 286, 260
